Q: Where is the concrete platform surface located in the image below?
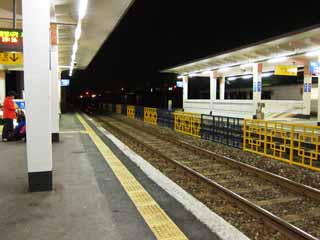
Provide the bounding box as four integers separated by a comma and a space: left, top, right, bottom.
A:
0, 114, 226, 240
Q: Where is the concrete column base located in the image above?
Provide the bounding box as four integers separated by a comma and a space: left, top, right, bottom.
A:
52, 133, 60, 142
28, 171, 52, 192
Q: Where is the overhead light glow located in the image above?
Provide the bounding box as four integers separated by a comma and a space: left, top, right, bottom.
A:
267, 56, 288, 63
72, 42, 78, 53
240, 63, 254, 68
218, 67, 231, 72
75, 23, 82, 41
242, 75, 252, 79
227, 76, 237, 81
189, 73, 197, 77
79, 0, 88, 20
177, 75, 184, 79
305, 50, 320, 57
202, 70, 212, 75
261, 72, 273, 78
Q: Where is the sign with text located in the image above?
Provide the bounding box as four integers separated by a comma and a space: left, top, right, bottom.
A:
275, 65, 297, 76
60, 79, 70, 87
0, 28, 23, 52
309, 61, 320, 76
0, 52, 23, 65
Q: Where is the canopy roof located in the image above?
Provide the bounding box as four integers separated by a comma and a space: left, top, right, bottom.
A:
163, 25, 320, 76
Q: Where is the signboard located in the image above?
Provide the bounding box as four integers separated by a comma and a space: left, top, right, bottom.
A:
0, 28, 23, 52
60, 79, 70, 87
0, 52, 23, 65
310, 61, 320, 76
275, 65, 297, 76
14, 99, 25, 110
176, 81, 183, 88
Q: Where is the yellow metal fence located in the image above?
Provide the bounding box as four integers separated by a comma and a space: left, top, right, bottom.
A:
127, 105, 135, 119
144, 107, 157, 125
174, 112, 201, 138
243, 119, 320, 171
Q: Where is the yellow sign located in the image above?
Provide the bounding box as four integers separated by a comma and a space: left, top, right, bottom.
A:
275, 65, 297, 76
0, 52, 23, 65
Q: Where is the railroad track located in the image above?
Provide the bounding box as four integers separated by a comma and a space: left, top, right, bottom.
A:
95, 115, 320, 240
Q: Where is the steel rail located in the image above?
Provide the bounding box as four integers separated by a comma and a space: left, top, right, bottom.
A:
97, 116, 319, 240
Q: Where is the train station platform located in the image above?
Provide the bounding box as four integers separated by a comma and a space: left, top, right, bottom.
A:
0, 113, 247, 240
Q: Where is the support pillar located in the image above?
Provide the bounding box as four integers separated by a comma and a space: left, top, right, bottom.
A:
0, 71, 5, 104
252, 63, 262, 118
219, 76, 225, 100
22, 0, 52, 192
51, 24, 60, 142
182, 76, 188, 110
209, 72, 216, 114
303, 66, 312, 118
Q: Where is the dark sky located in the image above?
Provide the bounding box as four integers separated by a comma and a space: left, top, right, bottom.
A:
70, 0, 320, 94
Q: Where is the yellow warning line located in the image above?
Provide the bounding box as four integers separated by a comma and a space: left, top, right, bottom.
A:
60, 130, 88, 134
76, 114, 188, 240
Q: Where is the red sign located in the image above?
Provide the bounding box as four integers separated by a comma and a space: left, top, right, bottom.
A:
0, 28, 23, 52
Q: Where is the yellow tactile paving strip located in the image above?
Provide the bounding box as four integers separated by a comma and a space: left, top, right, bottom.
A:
76, 114, 188, 240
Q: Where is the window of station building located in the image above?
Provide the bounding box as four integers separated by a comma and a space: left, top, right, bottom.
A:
188, 76, 210, 99
224, 77, 253, 100
261, 71, 303, 100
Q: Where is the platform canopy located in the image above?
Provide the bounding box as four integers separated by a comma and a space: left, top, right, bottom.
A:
0, 0, 134, 71
163, 25, 320, 77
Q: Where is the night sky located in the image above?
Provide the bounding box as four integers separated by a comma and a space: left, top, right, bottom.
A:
69, 0, 320, 96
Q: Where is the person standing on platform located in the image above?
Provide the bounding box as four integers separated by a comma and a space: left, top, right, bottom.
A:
2, 91, 17, 142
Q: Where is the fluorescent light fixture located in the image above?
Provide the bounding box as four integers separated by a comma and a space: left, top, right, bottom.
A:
242, 75, 252, 79
189, 73, 197, 77
72, 42, 78, 53
79, 0, 88, 20
227, 76, 237, 81
218, 67, 231, 72
267, 56, 288, 63
202, 70, 212, 75
261, 72, 273, 77
177, 75, 184, 79
75, 23, 82, 41
240, 63, 254, 68
305, 50, 320, 57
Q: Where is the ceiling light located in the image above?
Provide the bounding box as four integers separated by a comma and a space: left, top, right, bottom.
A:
202, 70, 212, 75
227, 76, 237, 81
218, 67, 231, 72
79, 0, 88, 20
305, 50, 320, 57
189, 73, 197, 77
261, 72, 273, 77
242, 75, 252, 79
267, 56, 288, 63
75, 23, 82, 41
72, 42, 78, 53
177, 75, 183, 79
240, 63, 254, 68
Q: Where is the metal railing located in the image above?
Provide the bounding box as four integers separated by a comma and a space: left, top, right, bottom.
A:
174, 112, 201, 138
244, 119, 320, 171
144, 107, 157, 125
201, 114, 243, 148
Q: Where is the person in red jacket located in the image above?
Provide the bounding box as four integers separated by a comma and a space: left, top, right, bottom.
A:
2, 91, 17, 142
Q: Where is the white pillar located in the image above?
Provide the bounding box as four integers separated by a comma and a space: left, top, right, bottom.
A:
182, 76, 188, 110
0, 71, 5, 104
210, 72, 216, 114
51, 45, 60, 141
303, 66, 312, 116
23, 0, 52, 192
50, 23, 60, 142
219, 76, 225, 100
210, 72, 217, 100
253, 63, 262, 117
